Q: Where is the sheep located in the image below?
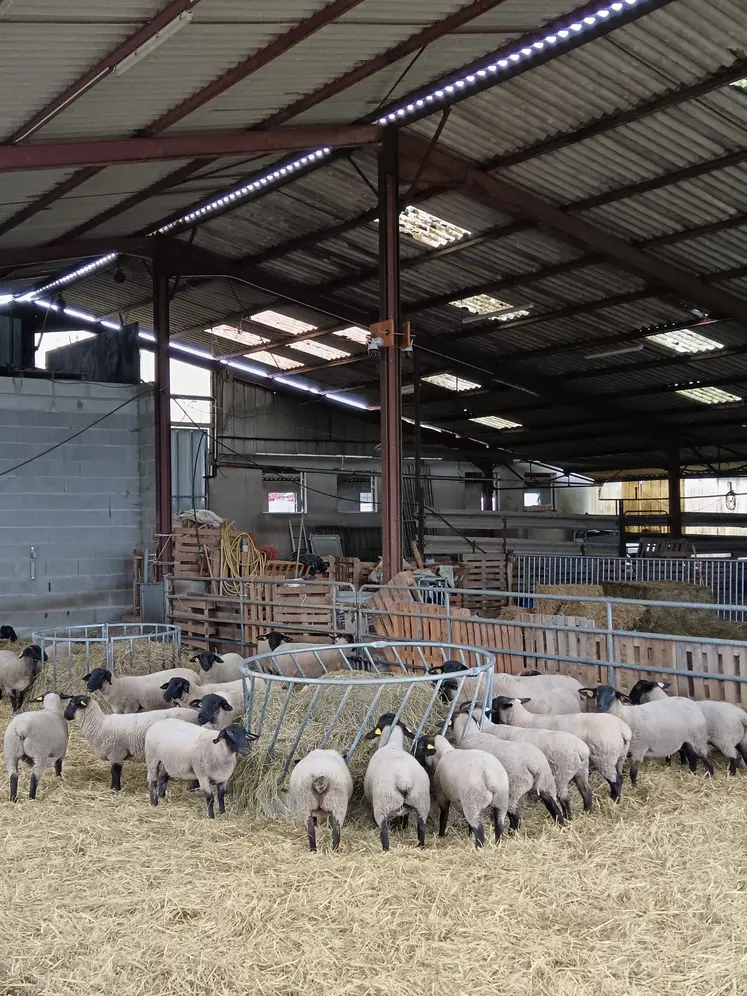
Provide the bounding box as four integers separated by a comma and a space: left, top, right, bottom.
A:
417, 733, 509, 847
628, 680, 739, 773
451, 712, 564, 828
84, 665, 202, 714
473, 705, 592, 818
0, 644, 47, 712
428, 661, 582, 714
0, 625, 17, 642
4, 692, 70, 800
288, 749, 354, 851
161, 676, 262, 730
145, 719, 257, 818
488, 695, 632, 802
363, 712, 432, 851
188, 651, 247, 683
63, 695, 201, 790
251, 631, 350, 678
580, 684, 714, 782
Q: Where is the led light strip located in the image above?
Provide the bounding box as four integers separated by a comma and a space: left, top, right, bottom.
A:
11, 0, 647, 303
377, 1, 633, 125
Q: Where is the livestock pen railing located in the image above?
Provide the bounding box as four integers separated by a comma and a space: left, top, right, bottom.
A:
357, 584, 747, 705
32, 623, 181, 684
513, 554, 747, 620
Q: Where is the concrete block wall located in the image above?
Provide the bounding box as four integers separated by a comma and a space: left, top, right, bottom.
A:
0, 377, 155, 632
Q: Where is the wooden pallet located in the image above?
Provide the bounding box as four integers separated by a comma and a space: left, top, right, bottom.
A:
455, 555, 509, 618
173, 524, 222, 578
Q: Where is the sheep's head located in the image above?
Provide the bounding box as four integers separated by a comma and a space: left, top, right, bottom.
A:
212, 724, 258, 756
23, 644, 48, 663
190, 693, 234, 727
363, 712, 416, 742
520, 669, 543, 676
0, 625, 17, 642
412, 736, 437, 769
580, 685, 630, 712
64, 695, 91, 720
161, 675, 192, 702
628, 679, 670, 704
83, 667, 112, 692
189, 651, 224, 672
265, 631, 293, 651
486, 695, 530, 723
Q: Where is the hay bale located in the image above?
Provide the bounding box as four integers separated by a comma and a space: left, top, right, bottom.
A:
535, 584, 604, 616
531, 585, 644, 631
231, 672, 455, 818
601, 580, 714, 603
636, 606, 747, 641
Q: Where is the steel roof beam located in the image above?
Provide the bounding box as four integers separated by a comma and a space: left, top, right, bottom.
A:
0, 237, 153, 269
398, 133, 747, 330
49, 0, 513, 245
0, 126, 382, 173
0, 0, 366, 242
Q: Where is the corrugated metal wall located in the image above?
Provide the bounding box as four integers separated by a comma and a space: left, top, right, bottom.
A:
172, 427, 207, 515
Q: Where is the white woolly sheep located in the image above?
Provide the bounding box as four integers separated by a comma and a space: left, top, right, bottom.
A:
145, 719, 257, 818
488, 694, 632, 802
451, 712, 564, 828
474, 705, 592, 818
4, 691, 70, 800
289, 748, 354, 851
63, 695, 201, 790
363, 712, 432, 851
429, 661, 582, 715
0, 644, 47, 712
629, 679, 736, 773
580, 684, 714, 783
84, 665, 202, 714
419, 733, 509, 848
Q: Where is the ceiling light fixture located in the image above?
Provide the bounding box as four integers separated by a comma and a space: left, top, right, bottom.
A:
114, 11, 194, 77
584, 343, 645, 360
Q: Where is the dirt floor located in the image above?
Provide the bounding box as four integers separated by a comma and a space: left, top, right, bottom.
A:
2, 698, 747, 996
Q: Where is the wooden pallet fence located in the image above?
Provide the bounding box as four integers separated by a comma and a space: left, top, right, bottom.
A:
173, 524, 222, 579
455, 555, 509, 619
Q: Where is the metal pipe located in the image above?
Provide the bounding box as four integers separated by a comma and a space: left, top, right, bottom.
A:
378, 128, 403, 581
153, 258, 173, 568
412, 344, 425, 556
668, 447, 683, 539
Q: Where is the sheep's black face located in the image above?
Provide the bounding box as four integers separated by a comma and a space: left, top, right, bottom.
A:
214, 724, 257, 756
266, 632, 292, 651
413, 737, 437, 768
628, 679, 669, 704
195, 693, 234, 726
364, 713, 416, 741
24, 644, 48, 663
0, 626, 17, 642
487, 695, 518, 723
64, 695, 90, 720
191, 651, 223, 672
587, 685, 619, 712
162, 676, 191, 702
520, 669, 543, 676
428, 660, 468, 677
84, 667, 112, 692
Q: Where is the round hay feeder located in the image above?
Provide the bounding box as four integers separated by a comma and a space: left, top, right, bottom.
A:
32, 622, 181, 688
232, 640, 495, 816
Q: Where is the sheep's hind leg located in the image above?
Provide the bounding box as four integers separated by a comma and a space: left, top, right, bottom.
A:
8, 770, 18, 802
330, 816, 341, 851
416, 816, 426, 848
508, 810, 521, 831
216, 781, 227, 815
574, 773, 593, 812
728, 752, 740, 776
110, 763, 123, 792
438, 802, 450, 838
307, 816, 317, 852
54, 758, 62, 777
540, 792, 564, 824
29, 765, 44, 799
469, 823, 485, 849
492, 808, 503, 842
157, 768, 170, 799
629, 758, 642, 787
379, 819, 390, 852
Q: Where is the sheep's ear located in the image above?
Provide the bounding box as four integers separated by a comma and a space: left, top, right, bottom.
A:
519, 697, 531, 705
160, 682, 170, 690
399, 723, 416, 740
657, 681, 671, 689
104, 671, 112, 684
246, 731, 260, 741
212, 654, 224, 663
363, 727, 381, 740
578, 688, 596, 699
220, 700, 234, 712
188, 698, 202, 708
59, 693, 73, 700
616, 692, 632, 704
429, 666, 443, 675
212, 732, 226, 745
82, 672, 91, 681
189, 654, 200, 662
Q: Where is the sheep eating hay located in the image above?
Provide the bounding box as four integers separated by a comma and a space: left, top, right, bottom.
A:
84, 665, 202, 714
288, 748, 354, 851
0, 644, 47, 712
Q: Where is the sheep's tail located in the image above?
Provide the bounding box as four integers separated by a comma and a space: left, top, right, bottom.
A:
311, 775, 329, 795
534, 763, 557, 801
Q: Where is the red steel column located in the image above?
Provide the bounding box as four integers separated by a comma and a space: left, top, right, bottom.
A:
378, 129, 402, 581
153, 258, 173, 569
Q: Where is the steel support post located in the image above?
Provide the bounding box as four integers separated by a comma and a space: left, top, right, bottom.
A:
153, 258, 173, 569
378, 129, 402, 581
668, 447, 682, 539
412, 344, 425, 558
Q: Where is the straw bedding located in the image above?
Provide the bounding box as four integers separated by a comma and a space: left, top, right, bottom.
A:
1, 647, 747, 996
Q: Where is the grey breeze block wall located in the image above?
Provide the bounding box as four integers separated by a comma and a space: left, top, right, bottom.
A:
0, 376, 155, 633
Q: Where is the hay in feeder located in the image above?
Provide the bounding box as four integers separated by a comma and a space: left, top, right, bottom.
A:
230, 671, 456, 818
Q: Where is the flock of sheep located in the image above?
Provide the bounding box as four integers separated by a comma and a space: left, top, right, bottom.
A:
2, 628, 746, 851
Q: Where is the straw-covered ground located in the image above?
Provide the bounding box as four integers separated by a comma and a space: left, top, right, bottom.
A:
1, 641, 746, 995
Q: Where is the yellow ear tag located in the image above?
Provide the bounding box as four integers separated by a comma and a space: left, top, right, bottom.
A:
583, 690, 594, 697
433, 668, 443, 674
426, 743, 435, 750
374, 728, 382, 736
